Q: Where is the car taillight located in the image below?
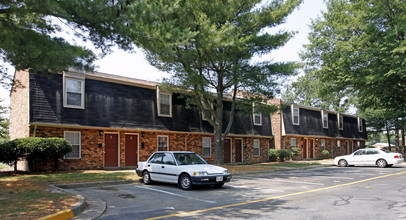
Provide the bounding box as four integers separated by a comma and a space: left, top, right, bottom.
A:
394, 155, 399, 158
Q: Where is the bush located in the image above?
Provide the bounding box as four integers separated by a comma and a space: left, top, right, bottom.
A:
0, 137, 72, 171
278, 149, 291, 162
291, 147, 300, 160
269, 149, 278, 162
322, 150, 330, 159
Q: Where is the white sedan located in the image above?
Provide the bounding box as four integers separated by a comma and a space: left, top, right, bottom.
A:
136, 151, 232, 190
334, 148, 404, 168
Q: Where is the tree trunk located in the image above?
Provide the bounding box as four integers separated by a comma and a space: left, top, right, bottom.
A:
401, 117, 405, 155
385, 120, 392, 151
14, 159, 17, 172
214, 92, 225, 165
394, 118, 400, 153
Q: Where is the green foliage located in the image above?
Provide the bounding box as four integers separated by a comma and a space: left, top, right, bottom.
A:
278, 149, 291, 162
291, 147, 301, 159
269, 149, 278, 162
0, 0, 133, 86
301, 0, 406, 124
0, 99, 8, 143
122, 0, 302, 164
322, 150, 330, 159
0, 137, 72, 171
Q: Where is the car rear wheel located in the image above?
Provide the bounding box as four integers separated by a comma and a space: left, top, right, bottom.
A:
338, 159, 348, 167
179, 174, 192, 190
143, 171, 152, 185
376, 159, 387, 168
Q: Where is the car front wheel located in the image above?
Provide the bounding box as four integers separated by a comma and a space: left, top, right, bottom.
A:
179, 174, 192, 190
338, 159, 348, 167
143, 171, 152, 185
376, 159, 387, 168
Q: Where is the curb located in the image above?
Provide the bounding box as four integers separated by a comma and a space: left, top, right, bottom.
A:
37, 180, 137, 220
37, 185, 86, 220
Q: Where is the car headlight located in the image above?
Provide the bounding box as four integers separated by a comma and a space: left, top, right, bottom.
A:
194, 171, 208, 176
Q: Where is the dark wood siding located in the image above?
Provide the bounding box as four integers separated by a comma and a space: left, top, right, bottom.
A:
282, 106, 367, 139
29, 73, 272, 136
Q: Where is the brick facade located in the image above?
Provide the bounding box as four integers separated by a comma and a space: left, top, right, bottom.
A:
30, 125, 271, 170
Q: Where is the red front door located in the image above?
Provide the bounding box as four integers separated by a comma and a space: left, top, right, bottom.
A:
234, 139, 242, 163
125, 134, 138, 167
224, 139, 231, 163
309, 139, 314, 159
105, 134, 119, 167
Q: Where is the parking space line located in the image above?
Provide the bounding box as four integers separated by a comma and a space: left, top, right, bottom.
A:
134, 186, 217, 204
145, 170, 406, 220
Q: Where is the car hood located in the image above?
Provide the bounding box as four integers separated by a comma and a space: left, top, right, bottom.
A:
182, 164, 228, 174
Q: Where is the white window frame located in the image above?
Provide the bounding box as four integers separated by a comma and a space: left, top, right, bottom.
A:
337, 140, 341, 154
253, 139, 260, 157
252, 103, 262, 126
202, 137, 212, 157
290, 138, 296, 148
157, 135, 169, 151
157, 88, 172, 117
338, 113, 343, 130
357, 141, 360, 148
358, 117, 363, 132
292, 105, 300, 125
322, 110, 328, 128
63, 73, 85, 109
321, 139, 326, 151
64, 131, 81, 159
201, 101, 213, 121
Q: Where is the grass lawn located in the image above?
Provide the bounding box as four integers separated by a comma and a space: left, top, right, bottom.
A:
0, 163, 10, 169
0, 170, 138, 219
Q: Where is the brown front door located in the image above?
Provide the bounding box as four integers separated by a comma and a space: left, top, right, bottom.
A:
235, 139, 242, 163
125, 134, 138, 167
309, 139, 314, 159
224, 139, 231, 163
105, 134, 119, 167
303, 139, 308, 159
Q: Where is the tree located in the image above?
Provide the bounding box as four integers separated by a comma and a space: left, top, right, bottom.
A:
282, 71, 356, 113
0, 98, 8, 143
0, 0, 133, 86
122, 0, 301, 164
301, 0, 406, 151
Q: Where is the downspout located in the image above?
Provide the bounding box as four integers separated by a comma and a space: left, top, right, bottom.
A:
32, 125, 37, 137
185, 133, 191, 151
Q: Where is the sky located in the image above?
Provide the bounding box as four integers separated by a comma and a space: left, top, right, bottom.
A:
0, 0, 326, 109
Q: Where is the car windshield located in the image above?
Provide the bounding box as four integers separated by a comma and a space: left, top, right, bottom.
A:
173, 153, 207, 165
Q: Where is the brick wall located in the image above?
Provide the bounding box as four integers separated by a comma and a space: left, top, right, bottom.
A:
10, 70, 30, 140
30, 126, 272, 170
269, 98, 283, 150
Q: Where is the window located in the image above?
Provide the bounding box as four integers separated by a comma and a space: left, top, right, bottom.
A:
322, 111, 328, 128
63, 74, 85, 109
292, 105, 299, 125
321, 139, 326, 151
253, 103, 262, 126
253, 139, 260, 156
202, 101, 213, 121
157, 90, 172, 117
157, 136, 168, 151
290, 138, 296, 148
202, 137, 211, 157
357, 141, 360, 148
162, 152, 176, 165
64, 131, 81, 159
338, 113, 343, 130
337, 140, 341, 154
358, 117, 363, 132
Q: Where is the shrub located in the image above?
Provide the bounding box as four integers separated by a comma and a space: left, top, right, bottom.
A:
322, 150, 330, 159
278, 149, 291, 162
0, 137, 72, 172
269, 149, 278, 162
291, 147, 300, 160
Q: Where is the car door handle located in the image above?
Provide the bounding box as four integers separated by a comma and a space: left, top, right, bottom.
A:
161, 166, 165, 168
148, 165, 150, 167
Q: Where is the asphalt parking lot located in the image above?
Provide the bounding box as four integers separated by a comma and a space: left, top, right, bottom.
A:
73, 164, 406, 220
